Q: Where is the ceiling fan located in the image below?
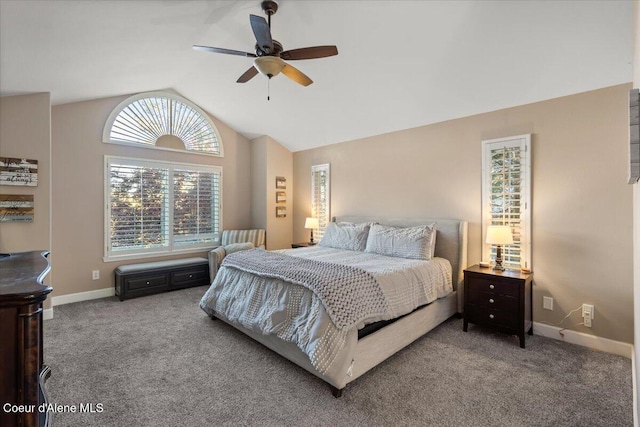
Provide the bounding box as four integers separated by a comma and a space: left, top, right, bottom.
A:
193, 0, 338, 88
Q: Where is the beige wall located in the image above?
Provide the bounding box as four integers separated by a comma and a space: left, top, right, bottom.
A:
50, 92, 252, 298
294, 84, 633, 343
0, 93, 51, 253
632, 0, 639, 423
250, 135, 293, 250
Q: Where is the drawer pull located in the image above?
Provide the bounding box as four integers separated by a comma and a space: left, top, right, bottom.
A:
489, 314, 495, 319
189, 274, 193, 278
146, 281, 150, 285
489, 298, 495, 304
489, 284, 495, 290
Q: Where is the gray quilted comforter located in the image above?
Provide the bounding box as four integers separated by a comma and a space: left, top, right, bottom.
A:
200, 246, 452, 375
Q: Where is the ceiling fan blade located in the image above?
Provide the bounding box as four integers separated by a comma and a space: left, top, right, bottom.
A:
281, 63, 313, 87
250, 14, 273, 53
280, 46, 338, 61
236, 66, 259, 83
193, 45, 256, 57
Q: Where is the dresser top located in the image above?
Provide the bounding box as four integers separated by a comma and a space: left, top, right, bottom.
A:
0, 250, 52, 300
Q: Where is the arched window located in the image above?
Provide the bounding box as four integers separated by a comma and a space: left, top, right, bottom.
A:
103, 92, 223, 156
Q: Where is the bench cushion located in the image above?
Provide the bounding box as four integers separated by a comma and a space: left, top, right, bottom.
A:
115, 257, 208, 274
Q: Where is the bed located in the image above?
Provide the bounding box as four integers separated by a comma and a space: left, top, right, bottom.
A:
200, 216, 468, 397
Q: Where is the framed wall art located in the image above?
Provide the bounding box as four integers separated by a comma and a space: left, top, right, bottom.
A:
275, 206, 286, 218
276, 191, 286, 204
0, 194, 34, 222
0, 157, 38, 186
275, 176, 286, 189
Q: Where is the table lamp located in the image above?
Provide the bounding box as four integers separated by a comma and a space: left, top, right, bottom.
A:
486, 225, 513, 271
304, 217, 319, 244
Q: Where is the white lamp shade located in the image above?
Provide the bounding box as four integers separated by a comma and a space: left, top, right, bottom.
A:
304, 217, 319, 229
254, 56, 285, 77
486, 225, 514, 245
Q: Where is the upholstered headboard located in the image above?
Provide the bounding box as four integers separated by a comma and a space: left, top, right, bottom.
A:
333, 216, 468, 312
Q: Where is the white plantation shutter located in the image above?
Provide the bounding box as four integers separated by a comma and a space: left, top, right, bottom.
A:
109, 162, 170, 252
103, 92, 223, 155
173, 169, 221, 245
106, 157, 222, 259
482, 135, 531, 269
311, 164, 330, 241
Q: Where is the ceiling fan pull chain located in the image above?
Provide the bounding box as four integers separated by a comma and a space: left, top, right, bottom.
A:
267, 77, 270, 101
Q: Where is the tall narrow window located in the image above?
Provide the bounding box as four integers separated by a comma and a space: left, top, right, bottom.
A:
482, 135, 531, 269
311, 164, 330, 241
105, 156, 222, 260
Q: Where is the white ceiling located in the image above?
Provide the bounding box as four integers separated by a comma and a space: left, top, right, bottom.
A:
0, 0, 633, 152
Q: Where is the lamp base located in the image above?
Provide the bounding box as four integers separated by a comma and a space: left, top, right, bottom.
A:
493, 245, 505, 271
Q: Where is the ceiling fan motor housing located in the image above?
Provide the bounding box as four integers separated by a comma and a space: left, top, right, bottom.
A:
261, 0, 278, 16
256, 40, 283, 57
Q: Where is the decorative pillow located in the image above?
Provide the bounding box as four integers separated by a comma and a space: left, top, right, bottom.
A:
224, 242, 254, 255
319, 222, 371, 251
364, 223, 437, 260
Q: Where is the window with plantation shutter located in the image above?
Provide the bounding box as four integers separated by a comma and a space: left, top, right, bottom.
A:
311, 164, 330, 241
481, 135, 531, 270
105, 156, 222, 260
173, 169, 221, 246
103, 91, 223, 156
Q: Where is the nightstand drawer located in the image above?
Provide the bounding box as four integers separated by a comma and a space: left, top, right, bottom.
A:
467, 276, 519, 297
467, 291, 518, 311
467, 305, 518, 329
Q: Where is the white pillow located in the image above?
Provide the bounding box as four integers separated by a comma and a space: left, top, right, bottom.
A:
319, 222, 371, 251
364, 223, 437, 260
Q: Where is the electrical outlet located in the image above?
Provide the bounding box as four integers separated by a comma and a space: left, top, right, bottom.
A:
92, 270, 100, 280
582, 304, 594, 328
543, 296, 553, 311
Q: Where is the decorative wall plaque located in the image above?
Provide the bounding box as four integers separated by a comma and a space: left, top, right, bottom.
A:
0, 158, 38, 186
0, 194, 34, 222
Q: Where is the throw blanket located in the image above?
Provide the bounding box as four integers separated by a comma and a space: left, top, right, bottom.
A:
221, 249, 390, 330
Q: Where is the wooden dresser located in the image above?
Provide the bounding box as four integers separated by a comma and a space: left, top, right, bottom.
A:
463, 264, 533, 348
0, 251, 53, 427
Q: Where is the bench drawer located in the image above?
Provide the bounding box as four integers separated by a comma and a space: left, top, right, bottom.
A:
171, 267, 209, 289
127, 274, 168, 291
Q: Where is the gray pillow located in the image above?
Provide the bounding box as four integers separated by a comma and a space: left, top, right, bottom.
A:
364, 223, 437, 260
224, 242, 254, 255
319, 222, 371, 251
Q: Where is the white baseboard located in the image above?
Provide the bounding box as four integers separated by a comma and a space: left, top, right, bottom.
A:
45, 287, 116, 320
51, 287, 115, 307
534, 321, 633, 359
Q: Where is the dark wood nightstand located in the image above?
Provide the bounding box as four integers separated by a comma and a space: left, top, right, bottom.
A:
463, 264, 533, 348
291, 242, 317, 248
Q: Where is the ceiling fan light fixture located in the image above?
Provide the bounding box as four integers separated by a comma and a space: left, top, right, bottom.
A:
254, 56, 285, 78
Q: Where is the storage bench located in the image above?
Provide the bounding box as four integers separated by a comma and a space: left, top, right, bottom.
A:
114, 257, 209, 301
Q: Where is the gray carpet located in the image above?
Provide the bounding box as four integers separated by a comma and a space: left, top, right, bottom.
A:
43, 286, 632, 427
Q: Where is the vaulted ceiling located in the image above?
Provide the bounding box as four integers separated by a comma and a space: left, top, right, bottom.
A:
0, 0, 633, 151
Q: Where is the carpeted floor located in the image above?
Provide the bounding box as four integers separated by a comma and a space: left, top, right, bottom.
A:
43, 286, 632, 427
